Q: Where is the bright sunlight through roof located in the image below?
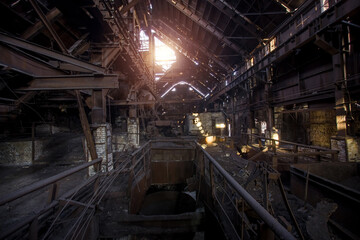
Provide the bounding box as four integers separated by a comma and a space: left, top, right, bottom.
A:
155, 37, 176, 71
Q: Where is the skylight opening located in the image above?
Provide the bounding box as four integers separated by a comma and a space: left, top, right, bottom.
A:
139, 30, 149, 52
155, 37, 176, 71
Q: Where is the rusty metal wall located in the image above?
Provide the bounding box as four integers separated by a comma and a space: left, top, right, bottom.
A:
150, 148, 195, 185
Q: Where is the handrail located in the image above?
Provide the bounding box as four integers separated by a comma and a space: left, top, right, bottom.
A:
0, 174, 100, 239
237, 133, 339, 153
0, 158, 102, 206
196, 142, 296, 240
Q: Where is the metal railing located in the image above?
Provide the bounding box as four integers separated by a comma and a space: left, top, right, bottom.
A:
1, 138, 299, 239
0, 158, 102, 239
196, 142, 296, 240
129, 140, 151, 188
238, 133, 339, 164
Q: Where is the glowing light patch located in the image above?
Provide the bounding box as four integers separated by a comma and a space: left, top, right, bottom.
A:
206, 136, 216, 144
155, 37, 176, 71
216, 123, 226, 129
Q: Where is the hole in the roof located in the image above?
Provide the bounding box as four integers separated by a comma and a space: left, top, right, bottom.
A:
155, 37, 176, 71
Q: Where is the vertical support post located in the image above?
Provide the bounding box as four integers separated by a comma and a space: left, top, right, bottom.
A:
332, 152, 338, 162
263, 170, 268, 210
272, 140, 277, 153
196, 148, 204, 205
241, 200, 245, 239
272, 155, 278, 170
32, 122, 35, 164
316, 149, 321, 162
128, 155, 136, 198
47, 183, 58, 203
258, 138, 263, 148
293, 145, 298, 163
91, 90, 107, 124
29, 217, 38, 240
142, 148, 146, 175
210, 162, 215, 198
304, 168, 310, 207
265, 67, 274, 135
75, 91, 99, 170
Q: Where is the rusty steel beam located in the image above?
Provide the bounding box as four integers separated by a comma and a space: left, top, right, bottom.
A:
111, 98, 201, 105
0, 44, 63, 76
216, 0, 264, 33
76, 90, 99, 161
96, 0, 155, 94
22, 74, 119, 90
48, 61, 95, 73
164, 0, 246, 56
21, 8, 62, 40
15, 92, 38, 107
28, 0, 68, 54
207, 0, 360, 103
120, 0, 141, 15
0, 32, 105, 74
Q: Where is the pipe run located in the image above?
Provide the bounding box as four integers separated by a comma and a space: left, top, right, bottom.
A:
197, 143, 296, 240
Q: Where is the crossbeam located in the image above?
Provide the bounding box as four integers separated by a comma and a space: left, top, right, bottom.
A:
111, 98, 201, 105
22, 74, 119, 90
21, 8, 62, 40
0, 44, 63, 76
0, 32, 105, 74
28, 0, 68, 54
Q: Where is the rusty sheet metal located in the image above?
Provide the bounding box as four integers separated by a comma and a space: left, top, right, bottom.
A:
151, 161, 194, 185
